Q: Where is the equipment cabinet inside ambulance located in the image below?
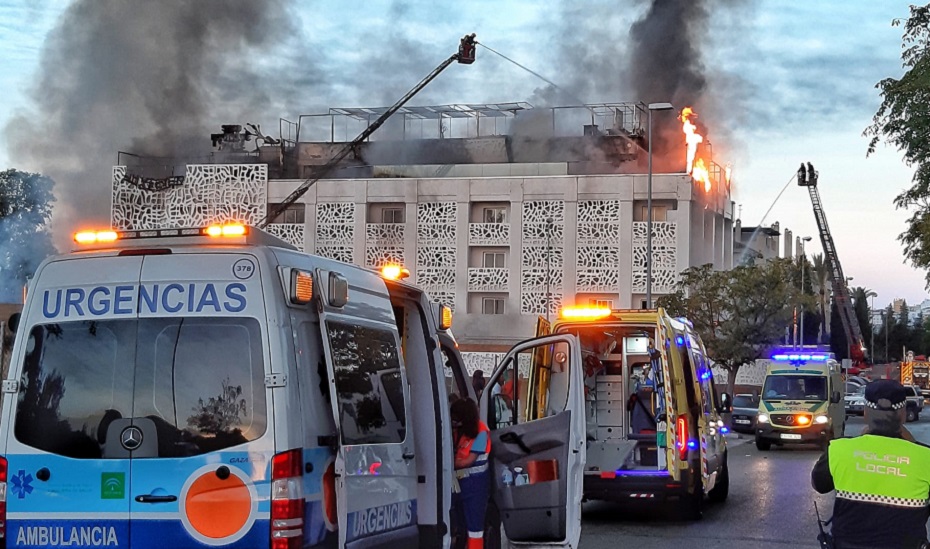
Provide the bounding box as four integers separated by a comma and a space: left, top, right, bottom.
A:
0, 225, 589, 549
522, 307, 731, 519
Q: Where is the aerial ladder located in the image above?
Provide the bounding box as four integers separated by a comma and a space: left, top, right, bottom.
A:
258, 33, 477, 228
798, 162, 866, 368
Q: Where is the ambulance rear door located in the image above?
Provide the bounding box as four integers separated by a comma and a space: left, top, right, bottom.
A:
481, 334, 585, 548
3, 255, 143, 547
129, 251, 274, 548
315, 268, 419, 548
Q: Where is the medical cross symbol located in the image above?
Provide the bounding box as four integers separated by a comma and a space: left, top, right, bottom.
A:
11, 470, 33, 499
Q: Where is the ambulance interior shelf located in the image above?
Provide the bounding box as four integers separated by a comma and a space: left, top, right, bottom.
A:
565, 326, 666, 473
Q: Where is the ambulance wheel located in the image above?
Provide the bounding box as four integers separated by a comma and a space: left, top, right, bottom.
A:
907, 408, 918, 423
755, 437, 771, 451
708, 455, 729, 503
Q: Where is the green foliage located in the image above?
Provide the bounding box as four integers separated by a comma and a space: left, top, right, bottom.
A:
657, 259, 810, 387
0, 169, 56, 302
865, 4, 930, 287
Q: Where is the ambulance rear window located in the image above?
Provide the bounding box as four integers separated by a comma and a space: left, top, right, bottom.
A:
14, 318, 266, 459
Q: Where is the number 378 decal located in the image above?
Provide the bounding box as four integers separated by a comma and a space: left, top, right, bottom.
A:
233, 259, 256, 280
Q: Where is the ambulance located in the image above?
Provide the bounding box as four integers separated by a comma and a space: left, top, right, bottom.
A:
754, 350, 845, 451
493, 306, 731, 520
0, 225, 589, 549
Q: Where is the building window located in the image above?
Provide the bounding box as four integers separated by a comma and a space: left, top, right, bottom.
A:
382, 208, 405, 224
483, 252, 506, 268
590, 299, 613, 309
483, 298, 505, 315
637, 205, 667, 222
268, 203, 305, 224
483, 207, 507, 224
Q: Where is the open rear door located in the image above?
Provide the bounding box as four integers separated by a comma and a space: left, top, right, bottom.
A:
481, 334, 585, 547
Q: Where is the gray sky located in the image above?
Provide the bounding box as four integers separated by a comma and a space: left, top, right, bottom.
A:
0, 0, 923, 306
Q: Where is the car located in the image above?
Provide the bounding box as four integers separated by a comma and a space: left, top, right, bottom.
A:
905, 385, 924, 422
730, 394, 760, 433
845, 384, 866, 416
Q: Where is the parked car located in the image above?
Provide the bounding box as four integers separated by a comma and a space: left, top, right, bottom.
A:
730, 393, 760, 434
905, 385, 924, 422
845, 384, 866, 416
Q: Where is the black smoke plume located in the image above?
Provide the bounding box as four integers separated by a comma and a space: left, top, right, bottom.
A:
4, 0, 316, 249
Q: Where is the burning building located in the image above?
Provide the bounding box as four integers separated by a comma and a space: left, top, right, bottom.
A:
111, 101, 736, 363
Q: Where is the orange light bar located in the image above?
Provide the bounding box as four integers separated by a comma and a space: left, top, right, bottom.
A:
796, 415, 811, 426
439, 305, 453, 330
560, 306, 612, 320
204, 223, 248, 238
74, 230, 120, 244
290, 270, 313, 305
381, 264, 410, 280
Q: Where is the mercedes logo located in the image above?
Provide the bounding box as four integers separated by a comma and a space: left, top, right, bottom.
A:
120, 426, 143, 451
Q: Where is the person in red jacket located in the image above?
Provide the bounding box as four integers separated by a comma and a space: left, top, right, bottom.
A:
451, 397, 491, 549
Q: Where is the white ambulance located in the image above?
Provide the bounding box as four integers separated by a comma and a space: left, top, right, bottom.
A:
0, 224, 587, 549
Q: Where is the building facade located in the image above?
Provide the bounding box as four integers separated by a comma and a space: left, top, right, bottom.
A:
111, 102, 736, 367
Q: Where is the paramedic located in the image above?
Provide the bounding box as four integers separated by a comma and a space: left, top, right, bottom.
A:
451, 397, 492, 549
811, 380, 930, 549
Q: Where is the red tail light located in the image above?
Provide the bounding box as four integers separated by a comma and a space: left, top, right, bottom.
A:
271, 450, 304, 549
0, 456, 7, 545
676, 417, 689, 461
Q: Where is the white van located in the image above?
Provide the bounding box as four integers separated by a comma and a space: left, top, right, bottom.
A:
0, 224, 587, 549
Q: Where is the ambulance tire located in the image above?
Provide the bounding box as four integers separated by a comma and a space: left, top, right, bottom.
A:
755, 437, 771, 451
708, 455, 729, 503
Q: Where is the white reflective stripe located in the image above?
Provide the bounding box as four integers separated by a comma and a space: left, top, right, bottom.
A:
836, 490, 930, 508
468, 531, 484, 538
272, 518, 304, 528
271, 528, 303, 538
456, 462, 489, 479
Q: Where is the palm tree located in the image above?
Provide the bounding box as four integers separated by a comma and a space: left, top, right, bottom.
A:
811, 253, 830, 342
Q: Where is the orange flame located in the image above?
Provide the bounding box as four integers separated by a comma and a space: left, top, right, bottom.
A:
725, 163, 732, 187
693, 158, 711, 193
680, 106, 712, 193
680, 107, 703, 174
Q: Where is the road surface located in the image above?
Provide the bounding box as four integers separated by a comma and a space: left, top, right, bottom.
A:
579, 416, 930, 548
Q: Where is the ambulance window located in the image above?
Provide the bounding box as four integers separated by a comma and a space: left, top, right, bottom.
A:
325, 321, 408, 445
135, 317, 267, 457
15, 321, 134, 459
490, 341, 571, 428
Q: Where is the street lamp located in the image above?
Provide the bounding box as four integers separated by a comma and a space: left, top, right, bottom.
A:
646, 102, 675, 308
799, 236, 812, 348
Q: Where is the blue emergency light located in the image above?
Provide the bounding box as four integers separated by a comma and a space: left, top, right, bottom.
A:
771, 352, 830, 363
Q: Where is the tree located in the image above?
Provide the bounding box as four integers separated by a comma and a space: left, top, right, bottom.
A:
865, 5, 930, 287
851, 286, 875, 351
187, 377, 247, 435
0, 169, 56, 302
811, 253, 830, 342
657, 259, 806, 395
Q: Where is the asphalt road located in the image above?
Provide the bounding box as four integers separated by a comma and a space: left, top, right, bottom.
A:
579, 415, 930, 548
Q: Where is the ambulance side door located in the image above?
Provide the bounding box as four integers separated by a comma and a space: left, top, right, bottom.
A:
480, 334, 585, 548
315, 271, 419, 548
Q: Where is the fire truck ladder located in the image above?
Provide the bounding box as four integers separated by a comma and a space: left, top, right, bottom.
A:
258, 33, 477, 229
798, 162, 865, 363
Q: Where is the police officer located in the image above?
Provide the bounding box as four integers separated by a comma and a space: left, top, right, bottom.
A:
811, 379, 930, 549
